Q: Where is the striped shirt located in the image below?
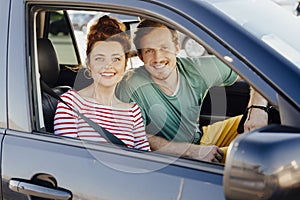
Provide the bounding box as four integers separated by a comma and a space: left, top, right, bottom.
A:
54, 90, 150, 151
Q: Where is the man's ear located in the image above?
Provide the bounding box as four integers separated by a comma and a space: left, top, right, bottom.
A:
137, 51, 144, 62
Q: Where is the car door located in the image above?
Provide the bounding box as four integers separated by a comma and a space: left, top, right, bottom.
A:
2, 1, 226, 199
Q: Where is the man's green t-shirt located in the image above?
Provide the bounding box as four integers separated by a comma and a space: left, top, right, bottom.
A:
116, 56, 237, 143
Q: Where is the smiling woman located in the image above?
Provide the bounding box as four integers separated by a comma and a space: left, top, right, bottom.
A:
53, 15, 150, 151
87, 41, 126, 87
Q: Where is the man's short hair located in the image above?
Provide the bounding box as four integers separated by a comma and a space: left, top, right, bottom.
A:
133, 19, 179, 52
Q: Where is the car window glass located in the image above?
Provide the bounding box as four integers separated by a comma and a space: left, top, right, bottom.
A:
48, 11, 79, 66
69, 10, 210, 70
33, 7, 274, 166
69, 10, 142, 70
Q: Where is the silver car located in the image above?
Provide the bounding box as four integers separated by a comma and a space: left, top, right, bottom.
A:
1, 0, 299, 199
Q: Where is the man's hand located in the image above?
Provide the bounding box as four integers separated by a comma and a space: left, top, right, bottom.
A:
148, 134, 224, 163
244, 107, 268, 132
243, 87, 268, 132
189, 145, 224, 163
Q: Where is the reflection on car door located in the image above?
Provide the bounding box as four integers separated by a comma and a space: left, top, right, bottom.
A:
2, 131, 224, 199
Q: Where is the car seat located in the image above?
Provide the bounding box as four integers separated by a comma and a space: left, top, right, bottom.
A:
73, 67, 93, 91
37, 38, 70, 133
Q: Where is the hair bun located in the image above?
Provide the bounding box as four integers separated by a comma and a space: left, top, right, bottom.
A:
94, 15, 125, 33
86, 14, 131, 61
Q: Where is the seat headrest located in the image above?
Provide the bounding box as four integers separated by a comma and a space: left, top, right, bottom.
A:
73, 67, 93, 91
37, 38, 60, 88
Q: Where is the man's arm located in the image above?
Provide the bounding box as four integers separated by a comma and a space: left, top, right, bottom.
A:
243, 87, 268, 132
147, 134, 224, 163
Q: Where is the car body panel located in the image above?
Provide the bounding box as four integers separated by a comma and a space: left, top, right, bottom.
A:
2, 131, 224, 199
8, 0, 31, 132
0, 0, 9, 128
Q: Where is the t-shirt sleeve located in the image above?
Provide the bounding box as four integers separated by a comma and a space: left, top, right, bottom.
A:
115, 70, 136, 103
115, 68, 149, 126
131, 103, 151, 151
181, 56, 238, 88
213, 57, 238, 86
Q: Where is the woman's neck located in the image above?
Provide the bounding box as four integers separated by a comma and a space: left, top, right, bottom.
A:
83, 84, 116, 106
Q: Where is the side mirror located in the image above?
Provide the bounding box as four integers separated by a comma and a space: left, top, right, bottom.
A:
224, 125, 300, 200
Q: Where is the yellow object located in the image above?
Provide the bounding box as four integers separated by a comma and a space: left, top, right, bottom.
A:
200, 115, 242, 163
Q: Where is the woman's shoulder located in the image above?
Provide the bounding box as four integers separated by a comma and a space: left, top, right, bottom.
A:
60, 89, 78, 99
122, 67, 152, 85
113, 99, 141, 111
60, 89, 88, 105
113, 98, 135, 108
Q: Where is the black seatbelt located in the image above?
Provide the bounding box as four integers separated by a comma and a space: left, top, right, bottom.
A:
40, 80, 127, 147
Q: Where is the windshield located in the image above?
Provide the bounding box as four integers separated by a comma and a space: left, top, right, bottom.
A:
205, 0, 300, 69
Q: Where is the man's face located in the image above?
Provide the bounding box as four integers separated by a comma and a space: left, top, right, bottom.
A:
138, 27, 180, 82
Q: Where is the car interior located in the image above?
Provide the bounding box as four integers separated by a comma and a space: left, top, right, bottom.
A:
32, 8, 281, 154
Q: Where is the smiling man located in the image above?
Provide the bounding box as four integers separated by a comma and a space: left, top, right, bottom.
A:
116, 19, 268, 163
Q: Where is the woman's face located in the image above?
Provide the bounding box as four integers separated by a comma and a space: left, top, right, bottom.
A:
88, 41, 126, 88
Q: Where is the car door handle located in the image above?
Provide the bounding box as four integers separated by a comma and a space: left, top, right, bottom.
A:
9, 179, 72, 200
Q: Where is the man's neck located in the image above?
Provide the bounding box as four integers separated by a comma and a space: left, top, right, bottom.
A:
155, 68, 179, 96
